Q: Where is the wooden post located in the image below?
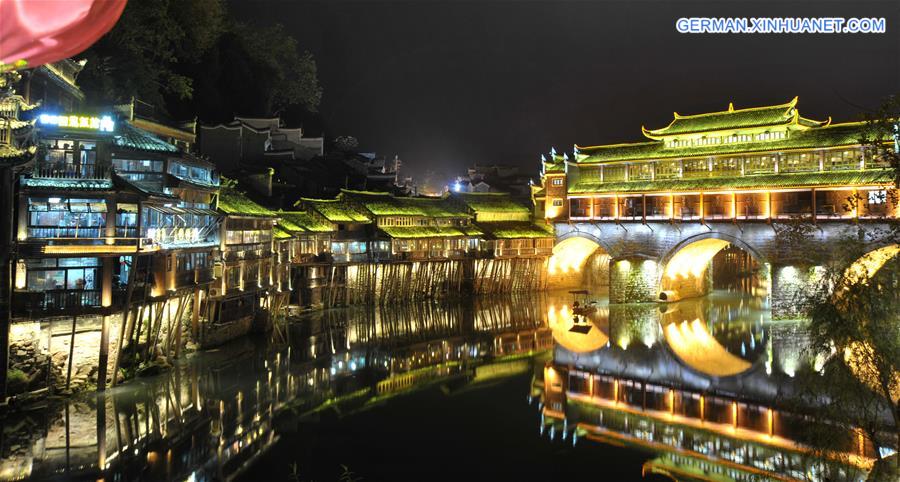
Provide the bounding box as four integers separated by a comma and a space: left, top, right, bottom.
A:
699, 192, 705, 222
811, 188, 817, 224
65, 315, 76, 391
97, 315, 109, 391
641, 194, 647, 223
191, 287, 200, 340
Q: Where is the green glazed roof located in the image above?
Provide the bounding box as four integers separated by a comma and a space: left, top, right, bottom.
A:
342, 190, 469, 218
643, 98, 802, 137
114, 122, 179, 153
218, 188, 276, 217
273, 225, 293, 239
569, 169, 892, 194
544, 162, 565, 173
577, 122, 874, 164
379, 225, 484, 239
305, 199, 372, 223
477, 222, 554, 239
277, 211, 334, 233
452, 192, 532, 222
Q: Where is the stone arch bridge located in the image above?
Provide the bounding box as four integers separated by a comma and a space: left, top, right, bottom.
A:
549, 221, 897, 318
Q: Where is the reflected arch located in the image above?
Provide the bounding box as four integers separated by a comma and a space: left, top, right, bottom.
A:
658, 232, 768, 302
659, 299, 767, 378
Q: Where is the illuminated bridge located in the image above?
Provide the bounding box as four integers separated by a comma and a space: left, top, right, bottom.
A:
533, 98, 899, 314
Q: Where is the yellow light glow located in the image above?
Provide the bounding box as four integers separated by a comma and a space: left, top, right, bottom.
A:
547, 237, 601, 275
663, 238, 730, 279
663, 318, 753, 377
547, 304, 609, 353
842, 244, 899, 286
43, 245, 138, 254
14, 260, 26, 289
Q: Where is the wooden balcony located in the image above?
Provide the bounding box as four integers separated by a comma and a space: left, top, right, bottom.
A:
32, 162, 109, 180
12, 288, 126, 317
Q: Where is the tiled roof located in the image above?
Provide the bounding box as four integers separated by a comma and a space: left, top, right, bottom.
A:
642, 98, 810, 137
451, 192, 531, 222
379, 225, 483, 239
342, 190, 469, 218
218, 188, 276, 217
305, 199, 372, 223
476, 222, 554, 239
569, 169, 892, 194
577, 122, 874, 164
113, 122, 179, 153
277, 211, 333, 233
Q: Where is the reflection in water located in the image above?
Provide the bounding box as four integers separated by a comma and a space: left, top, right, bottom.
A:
540, 291, 875, 481
0, 291, 876, 481
0, 296, 550, 481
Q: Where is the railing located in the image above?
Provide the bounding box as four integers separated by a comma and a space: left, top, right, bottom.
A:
33, 162, 108, 180
28, 226, 104, 239
12, 289, 127, 315
174, 268, 216, 287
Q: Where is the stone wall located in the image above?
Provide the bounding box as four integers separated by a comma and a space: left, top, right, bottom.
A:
8, 315, 124, 394
771, 264, 822, 319
609, 258, 660, 304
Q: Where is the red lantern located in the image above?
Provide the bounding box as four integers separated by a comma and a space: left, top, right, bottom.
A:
0, 0, 127, 71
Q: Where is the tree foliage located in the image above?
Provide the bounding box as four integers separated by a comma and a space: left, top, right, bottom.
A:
76, 0, 320, 121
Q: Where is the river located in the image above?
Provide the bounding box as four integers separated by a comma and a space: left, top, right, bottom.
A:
0, 291, 871, 481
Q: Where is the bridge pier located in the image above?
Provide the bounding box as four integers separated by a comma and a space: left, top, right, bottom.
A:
770, 263, 821, 319
609, 257, 660, 304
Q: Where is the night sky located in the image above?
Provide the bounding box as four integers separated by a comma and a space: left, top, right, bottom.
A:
230, 0, 900, 184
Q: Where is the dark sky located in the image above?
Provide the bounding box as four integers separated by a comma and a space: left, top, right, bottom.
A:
230, 0, 900, 183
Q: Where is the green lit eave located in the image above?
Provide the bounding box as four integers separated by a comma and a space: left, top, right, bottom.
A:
453, 192, 532, 222
568, 169, 892, 194
304, 199, 372, 223
276, 211, 334, 233
218, 189, 276, 217
342, 189, 469, 218
477, 222, 554, 239
578, 122, 874, 164
379, 225, 484, 239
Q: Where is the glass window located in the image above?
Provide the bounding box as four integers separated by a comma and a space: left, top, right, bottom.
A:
826, 149, 861, 171
682, 159, 709, 178
780, 152, 817, 172
744, 155, 775, 175
654, 161, 680, 180
712, 157, 741, 176
628, 163, 653, 180
603, 165, 626, 182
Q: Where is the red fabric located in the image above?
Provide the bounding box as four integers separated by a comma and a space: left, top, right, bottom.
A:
0, 0, 126, 70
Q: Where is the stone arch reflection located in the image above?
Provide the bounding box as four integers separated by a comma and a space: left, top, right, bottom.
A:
660, 296, 769, 378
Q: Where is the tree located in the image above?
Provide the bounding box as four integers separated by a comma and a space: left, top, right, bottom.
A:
77, 0, 226, 107
179, 22, 322, 122
76, 0, 321, 122
786, 231, 900, 479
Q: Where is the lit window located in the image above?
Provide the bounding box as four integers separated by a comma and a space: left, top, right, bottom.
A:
868, 190, 886, 205
552, 178, 563, 186
552, 199, 564, 207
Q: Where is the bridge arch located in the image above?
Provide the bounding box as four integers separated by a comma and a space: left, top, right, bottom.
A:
842, 244, 900, 286
658, 232, 769, 302
547, 234, 611, 290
